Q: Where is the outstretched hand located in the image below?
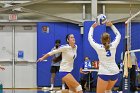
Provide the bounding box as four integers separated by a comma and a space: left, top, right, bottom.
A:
37, 58, 44, 62
37, 54, 49, 63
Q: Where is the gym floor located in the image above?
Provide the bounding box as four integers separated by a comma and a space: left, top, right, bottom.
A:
2, 90, 140, 93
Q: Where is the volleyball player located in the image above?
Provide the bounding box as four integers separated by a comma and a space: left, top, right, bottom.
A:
88, 21, 121, 93
37, 34, 83, 93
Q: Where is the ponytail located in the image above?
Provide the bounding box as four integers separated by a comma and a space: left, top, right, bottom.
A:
103, 43, 110, 50
101, 32, 111, 51
66, 34, 73, 43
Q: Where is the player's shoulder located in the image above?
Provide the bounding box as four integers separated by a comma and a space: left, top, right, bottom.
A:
51, 47, 56, 50
60, 44, 70, 48
60, 44, 77, 49
96, 44, 104, 50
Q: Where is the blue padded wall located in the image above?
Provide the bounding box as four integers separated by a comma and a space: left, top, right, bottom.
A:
37, 22, 83, 87
37, 22, 55, 87
83, 21, 106, 61
37, 21, 140, 87
131, 23, 140, 62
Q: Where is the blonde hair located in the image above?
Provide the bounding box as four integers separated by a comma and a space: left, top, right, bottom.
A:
101, 32, 111, 50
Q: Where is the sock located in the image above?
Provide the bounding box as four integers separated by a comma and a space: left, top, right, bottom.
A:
51, 84, 54, 87
50, 84, 54, 90
62, 84, 65, 90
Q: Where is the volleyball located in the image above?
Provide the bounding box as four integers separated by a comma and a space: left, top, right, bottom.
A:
96, 14, 107, 25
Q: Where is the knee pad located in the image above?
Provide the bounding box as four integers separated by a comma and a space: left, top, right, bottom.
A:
76, 85, 82, 92
105, 90, 112, 93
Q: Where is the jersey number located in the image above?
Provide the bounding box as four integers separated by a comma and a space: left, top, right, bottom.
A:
106, 50, 111, 57
85, 62, 88, 68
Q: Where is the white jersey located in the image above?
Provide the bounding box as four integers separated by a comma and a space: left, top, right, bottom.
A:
88, 25, 121, 75
48, 44, 77, 72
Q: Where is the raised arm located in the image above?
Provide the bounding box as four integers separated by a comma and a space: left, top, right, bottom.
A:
88, 23, 102, 49
108, 22, 121, 47
37, 46, 67, 62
